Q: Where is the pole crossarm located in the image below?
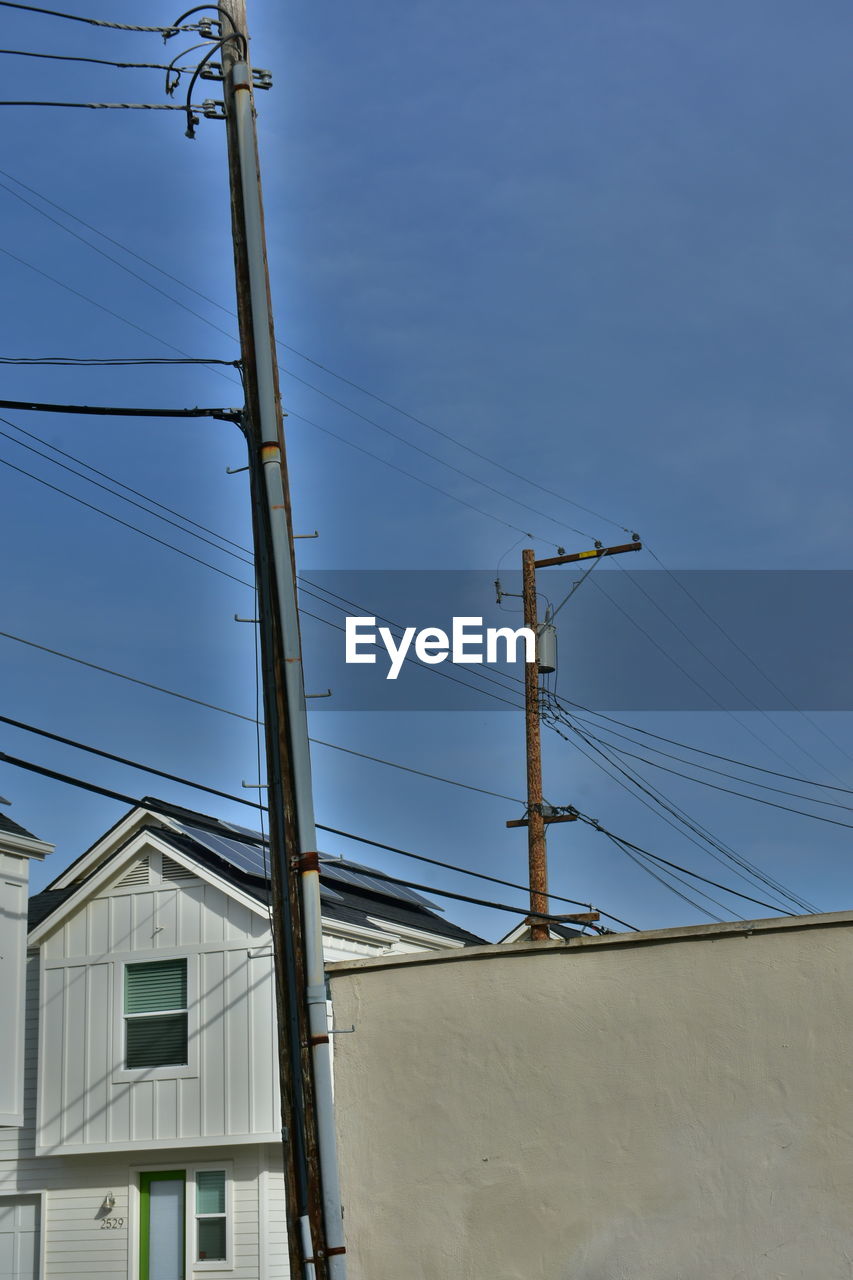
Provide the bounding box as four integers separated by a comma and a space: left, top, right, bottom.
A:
534, 539, 642, 569
505, 813, 578, 828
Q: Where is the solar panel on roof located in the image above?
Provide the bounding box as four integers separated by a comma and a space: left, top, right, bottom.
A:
166, 818, 440, 915
167, 822, 347, 905
319, 857, 441, 911
173, 822, 269, 876
217, 818, 265, 840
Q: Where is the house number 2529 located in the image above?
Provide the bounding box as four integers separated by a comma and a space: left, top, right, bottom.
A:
100, 1217, 125, 1229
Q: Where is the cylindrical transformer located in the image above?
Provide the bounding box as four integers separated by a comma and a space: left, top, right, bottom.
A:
536, 622, 557, 673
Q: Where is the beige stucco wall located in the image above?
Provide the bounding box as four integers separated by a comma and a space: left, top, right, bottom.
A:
329, 914, 853, 1280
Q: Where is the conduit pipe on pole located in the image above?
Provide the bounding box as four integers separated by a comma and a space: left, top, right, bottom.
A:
230, 59, 348, 1280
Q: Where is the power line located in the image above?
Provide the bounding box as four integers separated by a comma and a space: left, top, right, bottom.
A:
305, 825, 632, 928
1, 413, 536, 719
277, 345, 636, 536
0, 747, 634, 929
645, 545, 853, 773
297, 602, 524, 711
297, 575, 525, 699
0, 245, 240, 377
310, 738, 522, 804
0, 408, 531, 713
571, 719, 853, 816
0, 445, 256, 590
558, 700, 853, 795
582, 734, 853, 832
0, 49, 203, 71
282, 408, 553, 545
575, 815, 799, 916
0, 640, 524, 806
0, 398, 238, 419
4, 171, 556, 540
0, 626, 259, 722
603, 839, 727, 924
542, 701, 817, 916
0, 356, 239, 366
0, 2, 204, 31
0, 416, 254, 567
283, 367, 597, 541
0, 239, 559, 545
0, 413, 252, 555
0, 409, 838, 898
0, 174, 635, 547
0, 169, 637, 539
18, 389, 832, 794
0, 409, 834, 903
0, 101, 215, 110
1, 411, 532, 709
548, 701, 821, 913
5, 168, 844, 790
0, 712, 257, 808
589, 570, 823, 778
543, 711, 799, 916
609, 557, 849, 785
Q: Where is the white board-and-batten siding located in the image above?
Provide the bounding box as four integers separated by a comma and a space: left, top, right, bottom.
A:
1, 958, 290, 1280
35, 853, 281, 1156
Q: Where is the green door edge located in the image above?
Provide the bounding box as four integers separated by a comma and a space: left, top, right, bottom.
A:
139, 1170, 186, 1280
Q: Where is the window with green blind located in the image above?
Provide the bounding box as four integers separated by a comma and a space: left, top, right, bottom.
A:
195, 1171, 227, 1262
124, 959, 188, 1069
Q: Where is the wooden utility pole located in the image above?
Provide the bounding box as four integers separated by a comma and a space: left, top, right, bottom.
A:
216, 4, 346, 1277
522, 548, 550, 940
515, 540, 643, 940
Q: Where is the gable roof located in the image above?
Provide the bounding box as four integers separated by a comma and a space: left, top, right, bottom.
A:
0, 811, 38, 839
0, 809, 54, 860
30, 797, 485, 947
28, 886, 76, 931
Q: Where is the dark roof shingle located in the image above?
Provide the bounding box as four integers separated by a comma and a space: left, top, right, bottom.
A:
0, 811, 41, 841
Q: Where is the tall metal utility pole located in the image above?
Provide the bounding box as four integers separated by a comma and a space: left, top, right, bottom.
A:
216, 4, 347, 1278
512, 540, 642, 940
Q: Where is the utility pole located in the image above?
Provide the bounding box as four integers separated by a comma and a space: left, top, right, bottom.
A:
522, 548, 549, 940
216, 4, 347, 1278
511, 540, 642, 940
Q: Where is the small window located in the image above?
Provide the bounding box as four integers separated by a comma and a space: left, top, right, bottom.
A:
124, 959, 188, 1069
195, 1171, 226, 1262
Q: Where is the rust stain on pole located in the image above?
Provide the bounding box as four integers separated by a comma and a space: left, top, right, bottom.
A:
522, 547, 550, 941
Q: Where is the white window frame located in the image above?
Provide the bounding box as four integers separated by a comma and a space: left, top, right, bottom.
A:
113, 952, 199, 1083
128, 1162, 234, 1280
188, 1164, 233, 1272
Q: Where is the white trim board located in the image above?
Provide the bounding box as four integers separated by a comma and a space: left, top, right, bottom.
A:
29, 829, 271, 946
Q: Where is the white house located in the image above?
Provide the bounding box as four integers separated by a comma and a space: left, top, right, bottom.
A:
0, 796, 482, 1280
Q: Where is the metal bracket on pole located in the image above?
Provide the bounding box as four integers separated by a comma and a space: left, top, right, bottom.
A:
200, 62, 273, 89
506, 813, 578, 829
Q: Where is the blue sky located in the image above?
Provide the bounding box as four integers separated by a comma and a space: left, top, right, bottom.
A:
2, 0, 852, 939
